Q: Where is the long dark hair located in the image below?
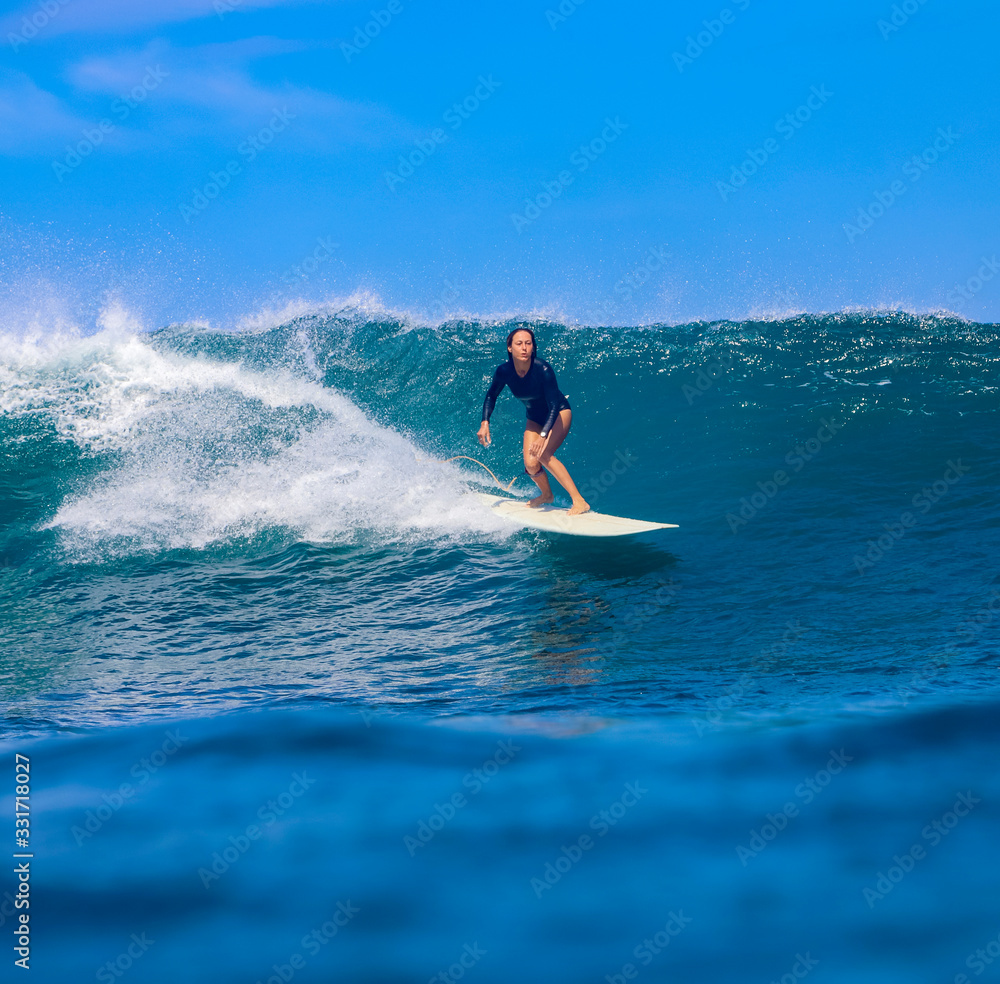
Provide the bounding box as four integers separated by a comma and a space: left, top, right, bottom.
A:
506, 327, 537, 363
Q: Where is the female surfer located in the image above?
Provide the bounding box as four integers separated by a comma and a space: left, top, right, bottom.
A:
477, 328, 590, 515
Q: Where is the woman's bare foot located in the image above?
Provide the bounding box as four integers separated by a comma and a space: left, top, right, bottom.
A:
526, 493, 554, 508
567, 500, 590, 516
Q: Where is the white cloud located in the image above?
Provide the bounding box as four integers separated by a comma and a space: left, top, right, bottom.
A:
1, 34, 408, 156
67, 37, 306, 95
1, 0, 321, 37
61, 39, 410, 148
0, 68, 88, 153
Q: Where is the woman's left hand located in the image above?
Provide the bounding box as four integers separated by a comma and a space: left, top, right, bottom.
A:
528, 435, 547, 460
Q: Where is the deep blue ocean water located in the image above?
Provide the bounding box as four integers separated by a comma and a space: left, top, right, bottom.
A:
1, 309, 998, 983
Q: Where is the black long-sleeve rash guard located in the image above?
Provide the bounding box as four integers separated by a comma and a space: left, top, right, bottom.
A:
481, 358, 571, 437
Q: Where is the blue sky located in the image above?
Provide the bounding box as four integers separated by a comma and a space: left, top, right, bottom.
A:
1, 0, 997, 329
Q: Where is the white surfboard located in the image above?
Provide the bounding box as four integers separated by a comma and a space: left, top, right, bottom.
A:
475, 493, 678, 537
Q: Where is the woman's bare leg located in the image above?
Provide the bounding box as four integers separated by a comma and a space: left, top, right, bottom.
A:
523, 426, 554, 506
535, 410, 590, 515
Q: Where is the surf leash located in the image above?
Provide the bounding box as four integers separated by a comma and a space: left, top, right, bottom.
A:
416, 454, 520, 491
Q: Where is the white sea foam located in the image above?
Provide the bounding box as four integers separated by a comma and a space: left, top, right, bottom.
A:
2, 321, 512, 556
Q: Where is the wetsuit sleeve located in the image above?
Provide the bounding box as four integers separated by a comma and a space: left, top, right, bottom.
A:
539, 363, 562, 437
481, 366, 505, 423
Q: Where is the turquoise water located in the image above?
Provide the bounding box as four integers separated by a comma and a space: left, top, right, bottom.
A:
1, 309, 998, 982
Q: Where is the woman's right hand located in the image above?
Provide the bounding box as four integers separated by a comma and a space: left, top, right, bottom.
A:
477, 421, 491, 447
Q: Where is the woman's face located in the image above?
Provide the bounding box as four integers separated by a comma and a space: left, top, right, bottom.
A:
508, 331, 534, 362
